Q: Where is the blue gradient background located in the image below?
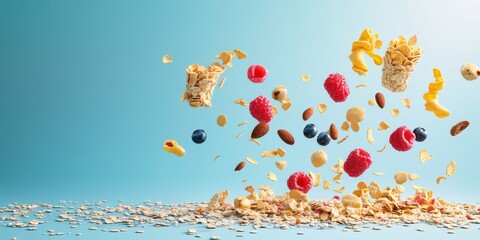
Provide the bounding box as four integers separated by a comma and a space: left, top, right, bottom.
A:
1, 0, 480, 212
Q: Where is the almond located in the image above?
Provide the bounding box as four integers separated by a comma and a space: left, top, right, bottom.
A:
375, 92, 385, 109
251, 122, 270, 139
302, 107, 314, 121
277, 129, 295, 145
235, 161, 246, 171
329, 123, 339, 140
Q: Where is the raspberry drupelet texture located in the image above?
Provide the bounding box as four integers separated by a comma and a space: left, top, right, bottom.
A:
389, 126, 415, 151
247, 64, 269, 83
249, 96, 274, 123
324, 73, 350, 102
287, 172, 313, 194
344, 148, 372, 177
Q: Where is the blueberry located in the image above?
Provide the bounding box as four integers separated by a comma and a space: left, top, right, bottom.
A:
413, 127, 427, 142
303, 123, 318, 139
192, 129, 207, 144
316, 131, 331, 146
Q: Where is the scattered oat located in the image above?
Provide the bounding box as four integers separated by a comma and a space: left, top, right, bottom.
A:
377, 145, 387, 152
368, 99, 376, 106
377, 121, 390, 131
373, 172, 385, 176
367, 127, 374, 145
337, 135, 349, 144
317, 103, 328, 113
301, 74, 310, 82
234, 98, 248, 106
162, 55, 173, 64
267, 172, 277, 182
249, 138, 260, 145
419, 149, 433, 163
237, 121, 249, 127
297, 231, 305, 235
236, 132, 242, 138
245, 157, 257, 165
136, 230, 144, 233
391, 108, 400, 117
356, 84, 368, 88
218, 78, 226, 88
402, 98, 411, 109
446, 161, 456, 176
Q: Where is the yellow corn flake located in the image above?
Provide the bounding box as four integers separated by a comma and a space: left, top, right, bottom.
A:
214, 155, 221, 161
333, 186, 346, 193
436, 176, 447, 184
394, 171, 408, 185
215, 51, 234, 66
162, 54, 173, 64
402, 98, 411, 109
446, 161, 456, 176
349, 28, 383, 75
218, 77, 226, 88
355, 84, 368, 88
233, 49, 247, 59
341, 121, 350, 131
234, 98, 247, 106
236, 132, 243, 138
277, 147, 286, 157
309, 172, 321, 187
357, 181, 368, 189
368, 99, 376, 106
391, 108, 400, 117
331, 160, 344, 174
261, 150, 277, 158
367, 127, 374, 145
333, 173, 343, 184
377, 121, 390, 131
408, 173, 419, 181
275, 160, 287, 170
372, 172, 385, 176
423, 68, 451, 118
419, 149, 433, 163
249, 138, 260, 145
323, 180, 331, 190
237, 120, 249, 127
377, 145, 387, 152
267, 172, 277, 182
300, 74, 310, 82
281, 100, 292, 111
317, 103, 328, 113
245, 157, 258, 165
337, 135, 349, 144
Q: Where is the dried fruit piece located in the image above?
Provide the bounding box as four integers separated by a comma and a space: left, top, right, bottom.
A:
287, 172, 312, 193
394, 171, 408, 184
162, 54, 173, 64
245, 157, 257, 165
277, 129, 295, 145
375, 92, 385, 109
163, 139, 185, 157
450, 120, 470, 136
217, 114, 227, 127
302, 107, 314, 121
341, 121, 350, 131
311, 150, 328, 168
446, 161, 456, 176
300, 74, 310, 82
329, 123, 339, 140
378, 121, 390, 131
419, 149, 433, 163
436, 176, 447, 184
367, 127, 374, 145
317, 103, 327, 113
402, 98, 411, 109
275, 161, 287, 170
267, 172, 277, 182
391, 108, 400, 117
235, 161, 246, 171
251, 122, 270, 139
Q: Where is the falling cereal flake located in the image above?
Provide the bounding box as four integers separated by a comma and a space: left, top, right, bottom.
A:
236, 132, 243, 138
341, 121, 350, 131
317, 103, 328, 113
275, 161, 287, 170
234, 98, 248, 106
436, 176, 446, 184
267, 172, 277, 182
377, 121, 390, 131
214, 155, 221, 161
368, 99, 376, 106
237, 121, 249, 127
249, 138, 260, 145
333, 173, 343, 183
162, 54, 173, 64
233, 49, 247, 59
215, 51, 234, 66
272, 105, 278, 115
277, 147, 286, 157
372, 172, 385, 176
261, 150, 277, 158
377, 145, 387, 152
367, 127, 374, 145
323, 180, 331, 190
419, 149, 433, 163
333, 186, 345, 193
301, 74, 310, 82
309, 172, 321, 187
219, 78, 226, 88
331, 160, 344, 174
355, 84, 368, 88
245, 157, 258, 165
281, 100, 292, 111
402, 98, 411, 109
408, 173, 419, 181
446, 161, 456, 176
337, 135, 349, 144
391, 108, 400, 117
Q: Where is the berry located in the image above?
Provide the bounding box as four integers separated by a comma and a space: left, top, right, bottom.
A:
192, 129, 207, 144
249, 96, 274, 123
389, 126, 415, 151
344, 148, 372, 177
316, 131, 331, 146
247, 64, 268, 83
303, 123, 318, 139
324, 73, 350, 102
413, 127, 427, 142
287, 172, 313, 194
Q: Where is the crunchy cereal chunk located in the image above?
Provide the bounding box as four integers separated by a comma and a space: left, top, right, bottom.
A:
233, 49, 247, 59
267, 172, 277, 182
300, 74, 310, 82
311, 150, 328, 168
391, 108, 400, 117
419, 149, 432, 163
402, 98, 411, 109
408, 173, 419, 181
261, 150, 277, 158
234, 98, 248, 106
394, 171, 408, 184
323, 180, 331, 190
377, 121, 390, 131
446, 161, 456, 176
341, 121, 350, 131
341, 193, 362, 208
162, 54, 173, 64
275, 161, 287, 170
276, 147, 286, 157
317, 103, 328, 113
207, 190, 229, 210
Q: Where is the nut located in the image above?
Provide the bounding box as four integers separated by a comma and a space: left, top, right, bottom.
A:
235, 161, 246, 171
450, 120, 469, 136
302, 107, 314, 121
277, 129, 295, 145
329, 123, 339, 140
251, 122, 270, 139
375, 92, 385, 109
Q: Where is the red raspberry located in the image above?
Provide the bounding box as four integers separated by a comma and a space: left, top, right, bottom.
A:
389, 126, 415, 151
247, 64, 268, 83
324, 73, 350, 102
287, 172, 312, 194
249, 96, 274, 123
344, 148, 372, 178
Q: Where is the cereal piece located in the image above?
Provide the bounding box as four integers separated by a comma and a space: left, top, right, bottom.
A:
237, 121, 249, 127
423, 68, 450, 118
337, 135, 349, 144
277, 147, 286, 157
208, 190, 229, 210
377, 145, 387, 152
234, 98, 248, 106
245, 157, 257, 165
245, 186, 255, 193
214, 155, 221, 161
436, 176, 447, 184
331, 160, 344, 174
184, 63, 225, 108
349, 28, 383, 75
309, 172, 321, 187
461, 63, 480, 80
394, 171, 408, 184
446, 161, 456, 176
311, 150, 328, 168
450, 120, 470, 136
272, 85, 288, 103
333, 186, 345, 193
233, 49, 247, 59
341, 121, 350, 131
162, 55, 173, 64
218, 78, 226, 88
217, 114, 227, 127
267, 172, 277, 182
236, 132, 242, 138
402, 98, 411, 109
341, 193, 362, 208
271, 105, 278, 115
419, 149, 433, 163
333, 173, 343, 183
346, 106, 366, 132
355, 84, 368, 88
281, 100, 292, 111
391, 108, 400, 117
368, 99, 376, 106
300, 74, 310, 82
317, 103, 327, 113
163, 139, 185, 157
408, 173, 419, 181
323, 180, 331, 190
215, 51, 234, 66
235, 161, 246, 171
377, 121, 390, 131
261, 150, 277, 158
249, 138, 260, 145
372, 172, 385, 176
275, 161, 287, 170
367, 127, 374, 145
234, 196, 251, 209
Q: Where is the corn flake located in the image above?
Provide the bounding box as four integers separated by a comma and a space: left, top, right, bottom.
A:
275, 160, 287, 170
391, 108, 400, 117
317, 103, 328, 113
402, 98, 411, 109
281, 100, 292, 111
446, 161, 456, 176
333, 173, 343, 184
261, 150, 277, 158
215, 51, 234, 66
309, 172, 321, 187
234, 98, 247, 106
162, 54, 173, 64
377, 121, 390, 131
331, 160, 344, 174
419, 149, 433, 163
277, 147, 286, 157
408, 173, 419, 181
341, 121, 350, 131
301, 74, 310, 82
267, 172, 277, 182
323, 180, 331, 190
233, 49, 247, 59
368, 99, 376, 106
367, 127, 374, 145
333, 186, 346, 193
